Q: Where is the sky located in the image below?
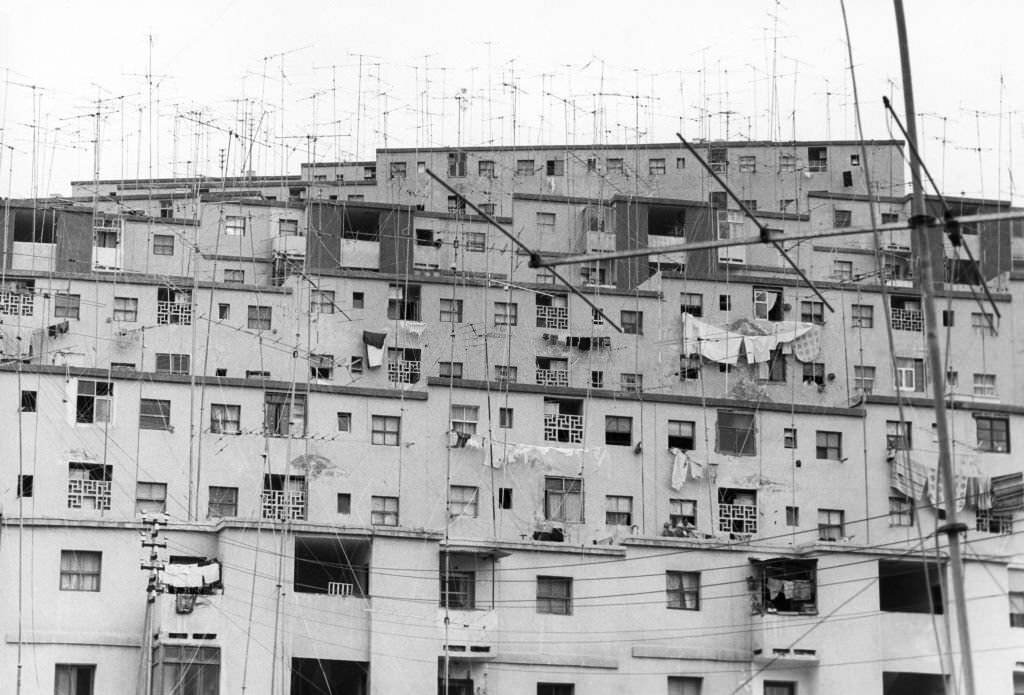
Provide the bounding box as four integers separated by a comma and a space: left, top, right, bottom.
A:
0, 0, 1021, 203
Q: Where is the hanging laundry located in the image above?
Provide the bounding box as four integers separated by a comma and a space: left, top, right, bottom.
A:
670, 448, 687, 491
791, 325, 822, 362
402, 321, 427, 338
362, 331, 387, 368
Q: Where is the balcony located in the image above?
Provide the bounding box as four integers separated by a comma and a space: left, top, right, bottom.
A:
157, 301, 193, 325
718, 503, 757, 535
92, 246, 123, 271
339, 238, 380, 270
0, 290, 34, 316
388, 360, 422, 384
67, 479, 112, 510
543, 413, 583, 444
752, 613, 819, 664
647, 234, 687, 264
536, 305, 568, 330
536, 369, 569, 388
152, 592, 225, 638
584, 231, 616, 254
11, 242, 55, 272
890, 307, 923, 332
436, 609, 498, 657
261, 489, 306, 521
272, 235, 306, 256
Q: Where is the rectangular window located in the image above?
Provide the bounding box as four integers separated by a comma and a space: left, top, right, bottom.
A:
680, 292, 703, 317
279, 218, 299, 236
895, 357, 925, 392
440, 569, 476, 609
536, 576, 573, 615
264, 391, 306, 437
371, 495, 399, 526
60, 550, 101, 591
451, 404, 479, 435
752, 288, 783, 321
478, 160, 496, 177
649, 158, 666, 175
447, 151, 467, 177
153, 234, 175, 255
352, 292, 364, 309
113, 296, 138, 322
605, 495, 633, 526
155, 353, 190, 375
494, 302, 518, 326
371, 415, 401, 446
818, 508, 845, 541
439, 361, 464, 379
546, 159, 565, 176
854, 365, 875, 394
1009, 570, 1024, 627
54, 293, 81, 320
498, 488, 513, 509
20, 390, 37, 412
605, 415, 632, 446
310, 290, 335, 314
55, 664, 96, 695
851, 303, 873, 328
335, 412, 352, 432
833, 209, 852, 228
208, 486, 238, 518
620, 373, 643, 393
719, 294, 731, 311
309, 353, 334, 380
464, 230, 486, 251
247, 305, 272, 330
591, 370, 604, 388
545, 476, 583, 522
67, 462, 111, 510
389, 161, 407, 179
973, 373, 997, 398
606, 158, 624, 174
783, 428, 797, 448
17, 474, 33, 497
621, 310, 643, 335
800, 300, 825, 324
139, 398, 171, 430
537, 212, 556, 230
675, 157, 686, 169
886, 420, 912, 450
76, 380, 113, 424
210, 404, 240, 434
765, 682, 796, 695
135, 481, 167, 514
494, 365, 518, 383
217, 303, 230, 320
738, 155, 756, 173
779, 198, 796, 212
667, 420, 696, 450
537, 685, 574, 695
807, 146, 828, 171
679, 355, 701, 381
785, 506, 799, 526
971, 312, 997, 336
666, 571, 700, 610
440, 298, 464, 323
889, 495, 914, 526
387, 284, 422, 321
669, 499, 696, 529
709, 147, 727, 172
499, 407, 514, 428
450, 485, 479, 517
802, 362, 825, 386
337, 493, 351, 514
879, 559, 944, 614
717, 411, 756, 455
223, 269, 244, 283
976, 415, 1009, 452
815, 431, 842, 460
779, 154, 796, 172
151, 645, 219, 695
225, 215, 246, 236
363, 166, 376, 180
833, 259, 853, 281
668, 677, 701, 695
516, 159, 535, 176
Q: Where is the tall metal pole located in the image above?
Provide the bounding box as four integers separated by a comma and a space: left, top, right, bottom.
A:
893, 3, 977, 694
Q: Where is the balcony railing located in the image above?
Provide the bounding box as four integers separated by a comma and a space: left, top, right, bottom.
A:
261, 490, 306, 520
388, 360, 422, 384
718, 503, 757, 534
543, 413, 583, 444
0, 291, 34, 316
890, 307, 923, 332
157, 301, 193, 325
806, 161, 828, 172
536, 305, 568, 330
536, 369, 569, 387
68, 479, 112, 510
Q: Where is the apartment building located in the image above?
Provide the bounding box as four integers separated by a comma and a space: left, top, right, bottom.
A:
3, 138, 1023, 695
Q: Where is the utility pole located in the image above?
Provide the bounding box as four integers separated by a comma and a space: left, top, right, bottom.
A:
140, 516, 167, 695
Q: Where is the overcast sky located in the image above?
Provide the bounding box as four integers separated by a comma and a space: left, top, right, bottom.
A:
0, 0, 1021, 203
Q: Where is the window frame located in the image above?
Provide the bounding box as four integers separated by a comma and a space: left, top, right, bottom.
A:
210, 403, 241, 434
544, 476, 583, 523
208, 485, 238, 518
976, 415, 1009, 452
536, 576, 573, 615
371, 495, 399, 526
815, 431, 842, 460
666, 570, 700, 610
59, 550, 101, 591
605, 495, 633, 526
139, 398, 172, 430
371, 414, 401, 446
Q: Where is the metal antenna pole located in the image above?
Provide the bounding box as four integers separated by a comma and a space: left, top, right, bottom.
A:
893, 3, 977, 694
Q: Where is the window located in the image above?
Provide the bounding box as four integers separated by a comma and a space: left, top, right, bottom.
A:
832, 259, 853, 281
363, 165, 376, 180
349, 356, 363, 374
894, 357, 925, 392
246, 370, 269, 379
264, 391, 306, 437
478, 159, 495, 177
334, 411, 352, 432
113, 296, 138, 322
54, 293, 81, 319
675, 157, 686, 169
850, 365, 874, 394
754, 558, 817, 614
778, 153, 797, 173
649, 158, 666, 175
247, 305, 272, 330
1010, 570, 1024, 627
605, 416, 632, 446
764, 682, 796, 695
499, 407, 514, 428
679, 355, 701, 381
833, 209, 852, 228
850, 303, 873, 328
668, 677, 701, 695
440, 298, 463, 323
807, 146, 828, 171
753, 288, 783, 321
800, 300, 825, 324
606, 158, 624, 174
76, 380, 113, 424
447, 151, 467, 177
498, 488, 513, 509
156, 353, 190, 375
620, 373, 643, 393
60, 550, 101, 591
666, 571, 700, 610
605, 495, 633, 526
20, 389, 37, 412
371, 415, 401, 446
709, 191, 727, 209
759, 348, 787, 383
153, 234, 174, 255
151, 645, 220, 695
54, 664, 95, 695
440, 569, 476, 609
537, 685, 574, 695
389, 161, 407, 179
208, 486, 238, 518
67, 463, 111, 510
709, 147, 727, 172
310, 290, 335, 314
668, 420, 695, 450
591, 370, 604, 388
973, 373, 997, 397
680, 292, 703, 317
136, 482, 167, 514
815, 431, 842, 459
592, 308, 604, 325
451, 405, 479, 435
387, 283, 422, 320
439, 361, 464, 379
785, 506, 799, 526
279, 218, 299, 236
802, 362, 825, 386
139, 398, 171, 430
309, 353, 334, 380
669, 499, 696, 528
494, 365, 518, 383
225, 215, 246, 236
738, 155, 756, 173
537, 212, 556, 231
494, 301, 518, 326
717, 411, 756, 455
545, 476, 583, 522
779, 198, 796, 212
217, 303, 230, 320
971, 311, 997, 336
371, 495, 399, 526
719, 294, 731, 311
210, 404, 240, 434
516, 159, 535, 176
879, 559, 944, 613
336, 493, 351, 514
889, 494, 914, 526
223, 268, 244, 283
818, 508, 845, 541
352, 292, 364, 309
17, 474, 33, 497
783, 428, 797, 448
621, 310, 643, 334
546, 159, 565, 176
536, 576, 572, 614
450, 485, 479, 517
976, 415, 1009, 452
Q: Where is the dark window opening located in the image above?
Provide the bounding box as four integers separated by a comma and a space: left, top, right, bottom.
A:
498, 488, 513, 509
387, 284, 421, 321
716, 410, 756, 455
12, 209, 56, 243
648, 204, 687, 237
294, 535, 369, 598
20, 390, 37, 412
291, 658, 368, 695
751, 558, 817, 615
340, 208, 380, 242
17, 474, 33, 497
882, 672, 947, 695
879, 560, 944, 614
